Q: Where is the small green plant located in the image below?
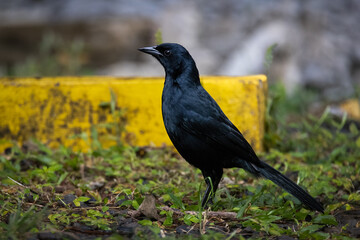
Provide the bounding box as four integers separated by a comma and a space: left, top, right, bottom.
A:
92, 89, 127, 151
30, 164, 63, 183
0, 204, 47, 240
264, 43, 277, 74
155, 29, 163, 45
81, 209, 113, 230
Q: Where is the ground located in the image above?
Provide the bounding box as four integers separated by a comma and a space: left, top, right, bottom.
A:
1, 86, 360, 240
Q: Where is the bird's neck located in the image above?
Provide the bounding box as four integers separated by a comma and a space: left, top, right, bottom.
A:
165, 61, 200, 88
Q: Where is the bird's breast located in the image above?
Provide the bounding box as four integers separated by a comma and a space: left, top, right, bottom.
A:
161, 85, 186, 135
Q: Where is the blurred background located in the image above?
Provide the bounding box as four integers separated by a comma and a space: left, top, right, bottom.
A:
0, 0, 359, 103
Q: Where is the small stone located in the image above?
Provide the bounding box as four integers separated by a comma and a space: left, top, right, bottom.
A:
74, 188, 82, 197
305, 214, 312, 222
55, 186, 65, 193
58, 194, 76, 207
4, 147, 12, 155
137, 194, 161, 220
42, 186, 52, 192
24, 193, 35, 203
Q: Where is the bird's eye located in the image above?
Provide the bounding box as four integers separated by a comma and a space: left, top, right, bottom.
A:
164, 50, 171, 56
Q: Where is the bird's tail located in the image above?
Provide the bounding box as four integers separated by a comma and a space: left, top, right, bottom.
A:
256, 161, 324, 213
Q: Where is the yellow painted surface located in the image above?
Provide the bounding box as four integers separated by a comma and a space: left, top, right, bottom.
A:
0, 75, 267, 152
340, 99, 360, 120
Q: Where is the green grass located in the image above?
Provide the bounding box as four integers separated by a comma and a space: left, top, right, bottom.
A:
0, 84, 359, 239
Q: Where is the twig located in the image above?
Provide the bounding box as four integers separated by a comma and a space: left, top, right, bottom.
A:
160, 206, 238, 220
201, 209, 208, 234
7, 176, 25, 187
24, 202, 47, 208
7, 176, 39, 195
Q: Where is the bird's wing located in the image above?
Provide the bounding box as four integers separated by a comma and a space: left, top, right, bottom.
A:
179, 108, 261, 165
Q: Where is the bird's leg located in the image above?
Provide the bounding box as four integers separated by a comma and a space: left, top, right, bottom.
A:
201, 177, 214, 208
201, 169, 223, 209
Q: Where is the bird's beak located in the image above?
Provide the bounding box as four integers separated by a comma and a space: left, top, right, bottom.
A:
138, 46, 163, 56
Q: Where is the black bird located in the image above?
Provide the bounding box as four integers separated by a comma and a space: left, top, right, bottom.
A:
138, 43, 324, 213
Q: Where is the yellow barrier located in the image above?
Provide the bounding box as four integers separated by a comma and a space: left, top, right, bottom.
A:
0, 75, 267, 152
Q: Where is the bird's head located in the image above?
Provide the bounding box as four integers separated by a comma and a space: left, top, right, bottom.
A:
138, 43, 199, 81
